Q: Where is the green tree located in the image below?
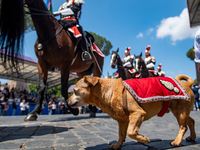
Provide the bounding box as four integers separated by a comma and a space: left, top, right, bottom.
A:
186, 48, 195, 61
29, 80, 77, 98
24, 7, 35, 33
28, 84, 38, 93
89, 32, 113, 56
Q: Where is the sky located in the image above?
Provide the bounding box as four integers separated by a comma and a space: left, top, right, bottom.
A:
0, 0, 199, 83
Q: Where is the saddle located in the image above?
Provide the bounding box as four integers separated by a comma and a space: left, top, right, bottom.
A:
58, 18, 105, 58
115, 67, 137, 79
58, 18, 81, 46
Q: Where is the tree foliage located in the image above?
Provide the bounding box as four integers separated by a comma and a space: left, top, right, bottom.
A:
28, 80, 77, 98
24, 7, 35, 33
186, 48, 195, 61
89, 32, 113, 56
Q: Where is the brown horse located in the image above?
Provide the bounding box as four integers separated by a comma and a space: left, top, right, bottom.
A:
0, 0, 104, 121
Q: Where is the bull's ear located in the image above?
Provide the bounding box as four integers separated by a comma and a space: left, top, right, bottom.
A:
84, 75, 99, 86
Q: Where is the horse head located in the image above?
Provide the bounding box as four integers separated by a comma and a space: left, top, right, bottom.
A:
134, 52, 144, 72
110, 48, 119, 69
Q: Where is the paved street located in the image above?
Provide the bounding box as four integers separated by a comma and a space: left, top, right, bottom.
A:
0, 111, 200, 150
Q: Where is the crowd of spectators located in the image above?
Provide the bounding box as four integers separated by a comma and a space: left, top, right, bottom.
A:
0, 86, 34, 116
0, 85, 102, 116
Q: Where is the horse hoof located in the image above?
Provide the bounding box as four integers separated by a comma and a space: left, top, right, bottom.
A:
71, 108, 79, 116
89, 112, 96, 117
24, 114, 37, 121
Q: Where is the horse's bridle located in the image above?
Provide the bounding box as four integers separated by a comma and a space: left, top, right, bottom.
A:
111, 53, 118, 67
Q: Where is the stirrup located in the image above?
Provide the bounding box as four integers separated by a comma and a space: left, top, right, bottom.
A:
82, 51, 92, 62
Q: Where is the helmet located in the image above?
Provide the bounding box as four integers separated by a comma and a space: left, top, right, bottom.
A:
158, 64, 162, 69
125, 47, 131, 53
145, 45, 151, 53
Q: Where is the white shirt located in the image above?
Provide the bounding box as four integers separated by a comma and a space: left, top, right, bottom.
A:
122, 55, 134, 67
20, 102, 26, 111
144, 56, 156, 69
58, 0, 85, 11
194, 28, 200, 63
52, 104, 56, 110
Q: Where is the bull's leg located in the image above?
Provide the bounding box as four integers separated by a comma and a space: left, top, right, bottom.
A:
110, 121, 129, 150
61, 69, 79, 115
24, 63, 47, 121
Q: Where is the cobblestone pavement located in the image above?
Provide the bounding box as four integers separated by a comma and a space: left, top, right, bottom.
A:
0, 111, 200, 150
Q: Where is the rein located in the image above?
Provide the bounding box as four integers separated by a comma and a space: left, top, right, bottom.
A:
37, 26, 63, 69
23, 5, 64, 69
24, 5, 53, 16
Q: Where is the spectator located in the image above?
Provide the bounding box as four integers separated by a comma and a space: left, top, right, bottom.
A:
4, 88, 10, 102
10, 89, 15, 99
32, 96, 37, 103
62, 101, 69, 114
82, 105, 88, 114
2, 102, 9, 116
20, 99, 26, 115
46, 95, 50, 103
192, 84, 199, 111
25, 102, 30, 115
14, 88, 18, 99
27, 95, 32, 103
12, 99, 18, 116
43, 99, 48, 107
0, 96, 5, 116
48, 101, 52, 115
58, 101, 63, 114
52, 102, 56, 115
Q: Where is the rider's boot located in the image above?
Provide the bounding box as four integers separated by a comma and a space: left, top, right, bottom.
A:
78, 26, 92, 64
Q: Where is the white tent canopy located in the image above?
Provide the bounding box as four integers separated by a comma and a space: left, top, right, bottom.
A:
187, 0, 200, 27
0, 53, 79, 89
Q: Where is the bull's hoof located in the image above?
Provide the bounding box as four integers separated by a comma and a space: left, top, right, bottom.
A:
24, 113, 37, 121
71, 108, 79, 116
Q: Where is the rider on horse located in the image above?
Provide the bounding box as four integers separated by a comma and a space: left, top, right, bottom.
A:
122, 47, 135, 69
115, 47, 136, 78
157, 64, 165, 77
54, 0, 92, 63
143, 45, 156, 76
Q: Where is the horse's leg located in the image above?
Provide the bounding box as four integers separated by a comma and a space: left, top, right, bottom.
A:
61, 68, 79, 115
24, 62, 48, 121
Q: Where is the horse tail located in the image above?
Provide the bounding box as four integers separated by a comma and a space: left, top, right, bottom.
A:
0, 0, 25, 72
175, 75, 194, 88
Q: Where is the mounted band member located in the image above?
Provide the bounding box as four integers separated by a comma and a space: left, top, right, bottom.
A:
143, 45, 156, 76
53, 0, 92, 64
115, 47, 136, 78
122, 47, 135, 68
157, 64, 165, 77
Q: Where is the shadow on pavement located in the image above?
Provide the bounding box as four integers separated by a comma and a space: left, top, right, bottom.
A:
0, 125, 73, 143
85, 138, 200, 150
48, 115, 111, 122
